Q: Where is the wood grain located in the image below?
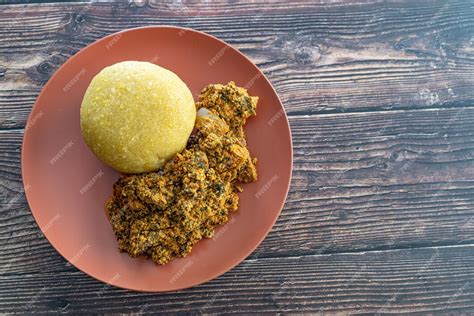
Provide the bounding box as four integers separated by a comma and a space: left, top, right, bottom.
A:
1, 0, 474, 313
0, 1, 473, 128
2, 107, 474, 275
0, 245, 473, 313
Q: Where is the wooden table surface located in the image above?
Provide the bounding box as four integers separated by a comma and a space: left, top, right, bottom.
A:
1, 0, 474, 313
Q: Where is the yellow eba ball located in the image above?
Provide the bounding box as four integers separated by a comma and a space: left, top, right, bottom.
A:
80, 61, 196, 173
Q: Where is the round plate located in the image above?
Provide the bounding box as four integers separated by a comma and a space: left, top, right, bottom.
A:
22, 26, 292, 292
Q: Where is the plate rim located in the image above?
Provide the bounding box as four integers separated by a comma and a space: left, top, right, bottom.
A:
21, 25, 293, 292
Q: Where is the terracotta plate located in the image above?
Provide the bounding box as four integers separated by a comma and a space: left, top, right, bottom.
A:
22, 26, 292, 292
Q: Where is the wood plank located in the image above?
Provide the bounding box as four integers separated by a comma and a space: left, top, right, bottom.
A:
0, 0, 86, 4
0, 0, 473, 128
0, 245, 473, 313
1, 0, 473, 313
2, 107, 474, 274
